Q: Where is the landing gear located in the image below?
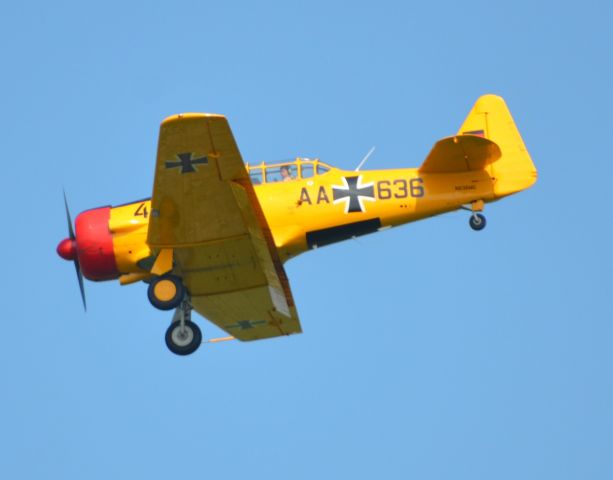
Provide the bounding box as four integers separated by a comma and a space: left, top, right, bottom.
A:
147, 274, 185, 310
166, 320, 202, 356
469, 213, 487, 231
165, 299, 202, 356
148, 276, 202, 355
463, 199, 487, 231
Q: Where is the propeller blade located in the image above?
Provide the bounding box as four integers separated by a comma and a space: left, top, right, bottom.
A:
63, 190, 76, 240
74, 257, 87, 311
63, 190, 86, 311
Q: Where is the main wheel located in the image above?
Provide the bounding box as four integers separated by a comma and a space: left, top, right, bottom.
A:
147, 275, 185, 310
469, 213, 487, 231
165, 320, 202, 356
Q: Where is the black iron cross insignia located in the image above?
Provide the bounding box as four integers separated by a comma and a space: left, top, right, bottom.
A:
226, 320, 267, 330
165, 152, 208, 173
332, 175, 375, 213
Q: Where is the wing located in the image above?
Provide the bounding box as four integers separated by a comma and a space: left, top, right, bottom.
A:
418, 134, 502, 174
147, 113, 301, 341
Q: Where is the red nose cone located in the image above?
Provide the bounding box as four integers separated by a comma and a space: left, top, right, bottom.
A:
57, 238, 77, 261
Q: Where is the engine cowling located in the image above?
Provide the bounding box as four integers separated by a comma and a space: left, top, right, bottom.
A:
56, 206, 120, 281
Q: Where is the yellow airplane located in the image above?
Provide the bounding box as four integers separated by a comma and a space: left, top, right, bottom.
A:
57, 94, 537, 355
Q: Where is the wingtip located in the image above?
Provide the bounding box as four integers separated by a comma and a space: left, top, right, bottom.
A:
161, 112, 226, 125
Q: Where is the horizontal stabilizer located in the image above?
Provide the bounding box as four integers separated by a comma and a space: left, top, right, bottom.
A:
419, 134, 501, 174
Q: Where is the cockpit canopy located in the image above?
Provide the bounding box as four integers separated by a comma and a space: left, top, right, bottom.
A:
246, 158, 332, 185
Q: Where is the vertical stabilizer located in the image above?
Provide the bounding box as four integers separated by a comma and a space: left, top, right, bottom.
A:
458, 95, 537, 198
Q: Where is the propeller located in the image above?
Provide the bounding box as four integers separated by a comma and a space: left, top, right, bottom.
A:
61, 191, 87, 311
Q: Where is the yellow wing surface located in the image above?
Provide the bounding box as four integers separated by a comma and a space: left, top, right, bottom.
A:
147, 113, 301, 341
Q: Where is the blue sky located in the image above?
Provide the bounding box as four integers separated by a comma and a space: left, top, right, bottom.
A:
1, 1, 612, 478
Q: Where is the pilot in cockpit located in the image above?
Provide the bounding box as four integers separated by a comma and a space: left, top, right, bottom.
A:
280, 165, 295, 182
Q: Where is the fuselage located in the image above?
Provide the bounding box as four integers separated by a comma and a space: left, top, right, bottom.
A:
251, 158, 495, 257
66, 157, 498, 284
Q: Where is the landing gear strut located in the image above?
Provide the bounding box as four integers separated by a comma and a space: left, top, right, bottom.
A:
165, 299, 202, 356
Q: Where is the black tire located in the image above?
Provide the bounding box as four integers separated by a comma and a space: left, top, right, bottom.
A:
165, 320, 202, 356
469, 213, 487, 231
147, 275, 185, 310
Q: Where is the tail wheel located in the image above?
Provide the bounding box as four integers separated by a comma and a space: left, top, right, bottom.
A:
469, 213, 487, 231
148, 275, 185, 310
165, 320, 202, 356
